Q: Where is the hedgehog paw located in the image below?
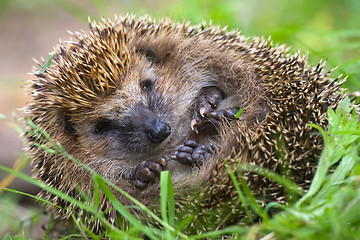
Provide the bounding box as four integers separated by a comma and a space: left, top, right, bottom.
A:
206, 106, 243, 125
132, 157, 167, 189
191, 105, 241, 131
191, 87, 224, 133
174, 140, 213, 166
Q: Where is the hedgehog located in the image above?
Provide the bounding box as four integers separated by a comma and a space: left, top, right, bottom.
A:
25, 15, 347, 234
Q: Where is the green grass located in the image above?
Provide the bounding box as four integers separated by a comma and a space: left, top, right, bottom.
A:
251, 98, 360, 240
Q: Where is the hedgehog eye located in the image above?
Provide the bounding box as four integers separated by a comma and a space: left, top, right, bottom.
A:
140, 79, 153, 92
139, 47, 157, 62
94, 119, 113, 134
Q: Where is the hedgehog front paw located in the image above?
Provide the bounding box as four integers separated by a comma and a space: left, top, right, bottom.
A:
174, 140, 213, 166
132, 157, 167, 189
191, 86, 224, 133
191, 87, 241, 132
206, 106, 242, 125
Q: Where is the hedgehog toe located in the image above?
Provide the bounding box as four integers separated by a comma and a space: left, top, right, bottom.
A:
175, 140, 213, 166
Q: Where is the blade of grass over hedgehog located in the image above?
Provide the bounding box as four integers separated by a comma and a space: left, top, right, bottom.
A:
225, 161, 256, 222
68, 212, 90, 239
93, 175, 159, 240
189, 225, 249, 240
0, 114, 32, 192
160, 171, 176, 239
225, 158, 304, 224
38, 53, 55, 74
237, 163, 304, 196
1, 187, 60, 209
234, 107, 244, 119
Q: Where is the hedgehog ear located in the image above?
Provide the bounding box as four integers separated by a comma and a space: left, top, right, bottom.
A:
163, 52, 171, 63
138, 47, 172, 65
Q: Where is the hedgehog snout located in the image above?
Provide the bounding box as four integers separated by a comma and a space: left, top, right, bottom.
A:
144, 116, 171, 143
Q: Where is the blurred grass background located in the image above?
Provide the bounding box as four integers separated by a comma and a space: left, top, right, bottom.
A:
57, 0, 360, 90
0, 0, 359, 238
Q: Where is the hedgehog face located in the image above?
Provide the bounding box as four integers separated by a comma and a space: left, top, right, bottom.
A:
71, 48, 190, 167
83, 102, 172, 159
79, 95, 173, 162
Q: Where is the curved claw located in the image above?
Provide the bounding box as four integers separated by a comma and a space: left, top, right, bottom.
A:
133, 179, 148, 189
156, 157, 168, 168
208, 107, 241, 122
199, 107, 208, 118
190, 86, 224, 133
191, 119, 199, 134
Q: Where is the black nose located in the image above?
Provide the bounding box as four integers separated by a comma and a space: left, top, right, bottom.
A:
145, 117, 171, 143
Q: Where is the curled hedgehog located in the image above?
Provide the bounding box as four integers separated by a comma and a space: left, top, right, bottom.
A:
26, 15, 347, 233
